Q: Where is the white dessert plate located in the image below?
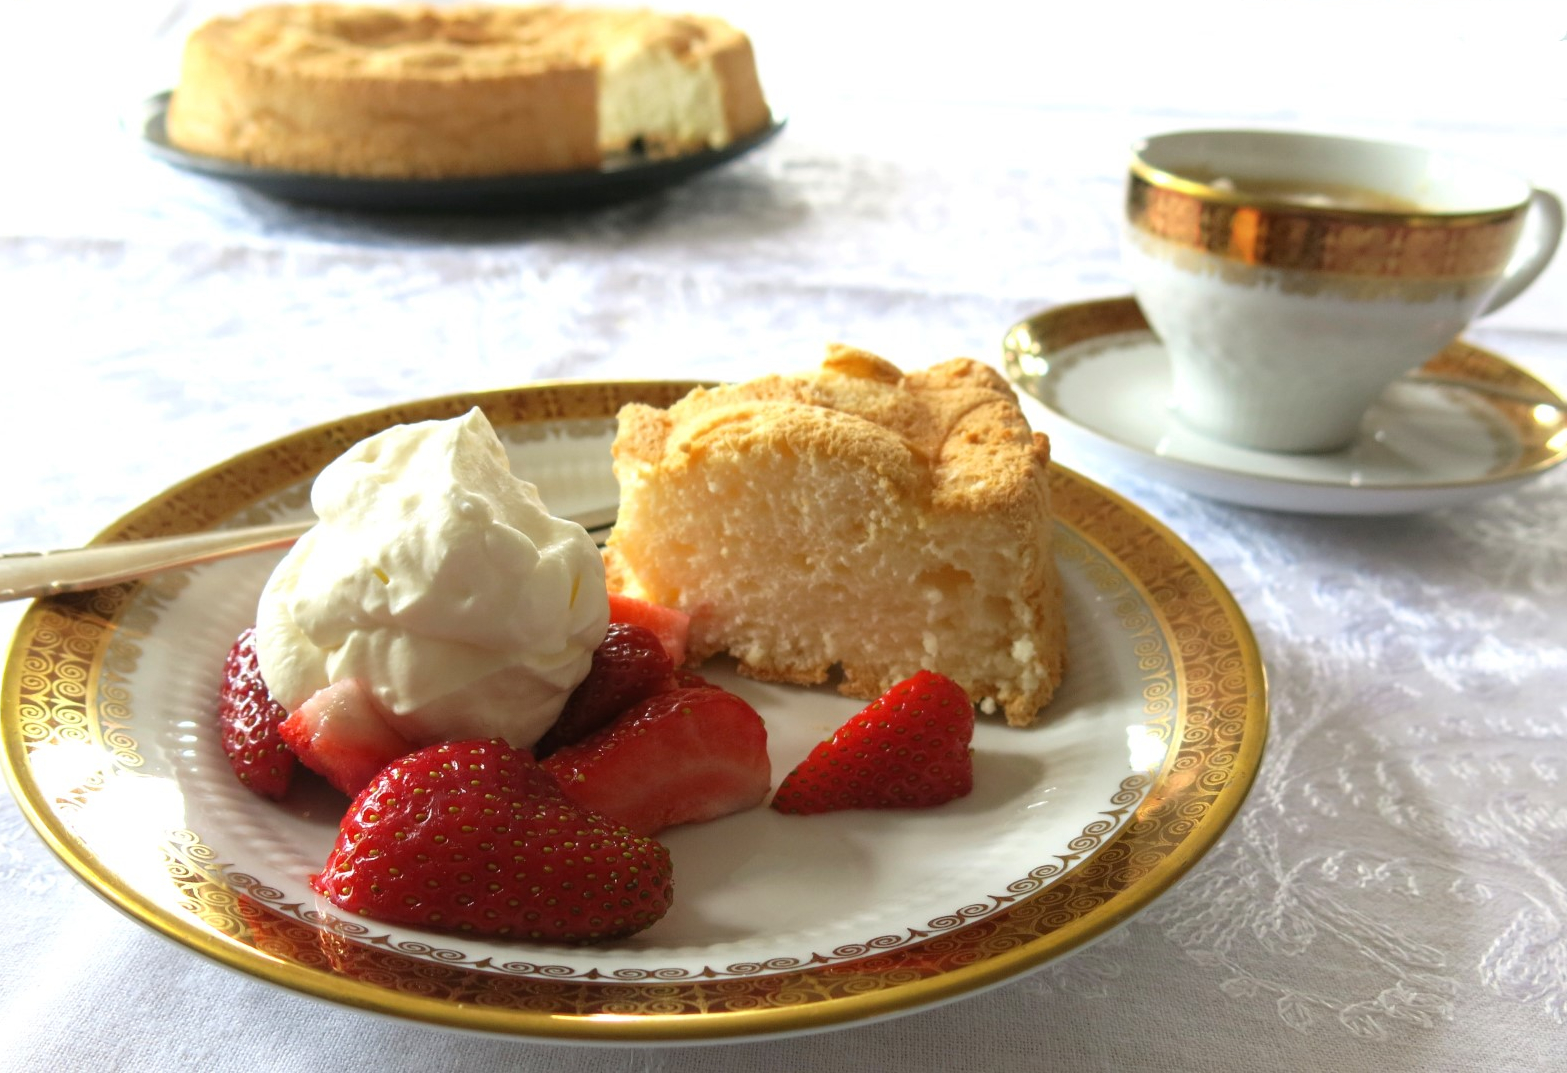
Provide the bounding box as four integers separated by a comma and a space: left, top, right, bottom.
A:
1, 381, 1266, 1044
1003, 297, 1567, 515
129, 91, 786, 211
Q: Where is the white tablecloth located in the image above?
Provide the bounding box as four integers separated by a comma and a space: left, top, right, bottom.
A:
3, 3, 1565, 1070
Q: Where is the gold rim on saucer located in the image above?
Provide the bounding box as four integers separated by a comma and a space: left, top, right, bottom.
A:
2, 379, 1268, 1043
1003, 297, 1567, 493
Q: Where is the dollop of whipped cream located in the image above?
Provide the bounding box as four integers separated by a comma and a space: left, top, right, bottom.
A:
255, 407, 609, 748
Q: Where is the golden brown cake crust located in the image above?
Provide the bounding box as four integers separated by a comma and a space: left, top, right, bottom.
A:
612, 345, 1051, 517
708, 32, 770, 154
606, 346, 1067, 726
166, 4, 770, 178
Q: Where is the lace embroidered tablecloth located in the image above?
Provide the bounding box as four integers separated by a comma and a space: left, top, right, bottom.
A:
2, 2, 1564, 1070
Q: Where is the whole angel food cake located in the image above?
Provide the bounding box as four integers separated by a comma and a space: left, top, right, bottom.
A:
165, 3, 771, 178
604, 346, 1068, 726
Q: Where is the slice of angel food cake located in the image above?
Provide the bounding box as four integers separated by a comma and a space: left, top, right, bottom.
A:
603, 344, 1067, 728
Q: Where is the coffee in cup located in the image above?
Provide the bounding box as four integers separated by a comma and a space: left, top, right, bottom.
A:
1123, 129, 1564, 453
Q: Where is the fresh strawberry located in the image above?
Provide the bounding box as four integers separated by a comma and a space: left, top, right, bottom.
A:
770, 670, 974, 815
216, 627, 295, 800
608, 592, 690, 667
535, 623, 676, 758
278, 679, 414, 797
542, 686, 770, 836
673, 668, 711, 689
313, 738, 673, 942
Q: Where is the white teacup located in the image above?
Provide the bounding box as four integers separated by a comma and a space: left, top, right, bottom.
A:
1123, 129, 1564, 453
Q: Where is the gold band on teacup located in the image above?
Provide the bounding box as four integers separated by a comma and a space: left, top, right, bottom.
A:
1126, 166, 1527, 279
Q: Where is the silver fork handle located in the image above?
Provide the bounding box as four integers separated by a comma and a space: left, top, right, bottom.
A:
0, 504, 618, 603
0, 521, 314, 602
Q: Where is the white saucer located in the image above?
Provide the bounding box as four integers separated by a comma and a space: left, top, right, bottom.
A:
1003, 297, 1567, 515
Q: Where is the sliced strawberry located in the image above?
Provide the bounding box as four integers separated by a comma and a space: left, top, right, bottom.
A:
770, 670, 974, 815
216, 626, 295, 800
535, 622, 676, 758
542, 686, 770, 836
608, 592, 690, 667
313, 738, 673, 942
278, 679, 414, 797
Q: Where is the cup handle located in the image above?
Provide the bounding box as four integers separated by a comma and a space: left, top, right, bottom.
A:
1482, 187, 1565, 315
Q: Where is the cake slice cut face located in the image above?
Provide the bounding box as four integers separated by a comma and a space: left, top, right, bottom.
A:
605, 346, 1067, 726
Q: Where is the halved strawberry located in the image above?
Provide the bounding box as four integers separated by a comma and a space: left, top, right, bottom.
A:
534, 622, 676, 758
278, 679, 414, 797
313, 738, 673, 942
770, 670, 974, 815
608, 593, 690, 667
541, 686, 770, 836
216, 627, 295, 800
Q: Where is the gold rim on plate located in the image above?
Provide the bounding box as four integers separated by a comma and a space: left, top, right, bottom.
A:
1, 380, 1268, 1043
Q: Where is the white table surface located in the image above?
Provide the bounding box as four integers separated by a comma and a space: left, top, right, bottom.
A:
3, 2, 1566, 1070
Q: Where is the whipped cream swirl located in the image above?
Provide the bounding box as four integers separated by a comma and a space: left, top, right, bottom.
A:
256, 407, 608, 748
